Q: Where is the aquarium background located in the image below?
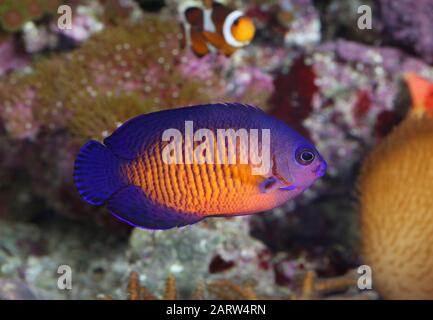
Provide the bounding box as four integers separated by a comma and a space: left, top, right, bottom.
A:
0, 0, 432, 300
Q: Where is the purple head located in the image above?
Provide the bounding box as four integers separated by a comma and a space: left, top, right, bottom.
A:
288, 143, 327, 188
273, 130, 327, 193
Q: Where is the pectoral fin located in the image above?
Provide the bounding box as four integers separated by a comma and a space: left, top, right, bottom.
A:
202, 31, 226, 49
259, 176, 279, 193
190, 29, 210, 57
259, 176, 297, 193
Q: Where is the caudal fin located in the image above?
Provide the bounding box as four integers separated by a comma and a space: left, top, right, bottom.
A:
74, 140, 125, 205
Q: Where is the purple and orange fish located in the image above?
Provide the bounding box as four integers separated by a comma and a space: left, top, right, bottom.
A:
180, 0, 256, 57
74, 103, 326, 229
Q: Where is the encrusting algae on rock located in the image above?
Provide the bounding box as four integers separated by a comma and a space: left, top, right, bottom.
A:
0, 0, 61, 32
0, 13, 228, 141
0, 11, 267, 224
358, 73, 433, 299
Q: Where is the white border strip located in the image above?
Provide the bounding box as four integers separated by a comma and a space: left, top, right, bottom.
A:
223, 10, 248, 48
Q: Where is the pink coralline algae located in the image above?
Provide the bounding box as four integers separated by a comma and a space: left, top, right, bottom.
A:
282, 0, 321, 48
245, 0, 320, 48
0, 12, 278, 225
177, 49, 275, 108
0, 34, 30, 76
378, 0, 433, 64
306, 40, 433, 177
56, 4, 104, 42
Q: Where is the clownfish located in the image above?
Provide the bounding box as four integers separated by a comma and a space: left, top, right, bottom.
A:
180, 1, 256, 57
74, 103, 327, 230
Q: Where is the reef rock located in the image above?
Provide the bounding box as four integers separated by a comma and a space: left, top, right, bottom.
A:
0, 279, 38, 300
378, 0, 433, 64
128, 217, 279, 299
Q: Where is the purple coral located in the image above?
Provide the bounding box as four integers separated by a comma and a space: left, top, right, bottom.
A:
0, 34, 30, 76
379, 0, 433, 64
307, 40, 432, 177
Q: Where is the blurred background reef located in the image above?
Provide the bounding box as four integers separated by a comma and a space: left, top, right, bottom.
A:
0, 0, 432, 300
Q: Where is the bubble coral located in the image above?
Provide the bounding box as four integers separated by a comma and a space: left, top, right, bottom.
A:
358, 73, 433, 299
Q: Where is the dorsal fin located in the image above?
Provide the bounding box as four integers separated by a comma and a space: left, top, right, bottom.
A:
224, 102, 265, 112
103, 103, 266, 160
404, 72, 433, 117
211, 1, 232, 34
184, 6, 204, 28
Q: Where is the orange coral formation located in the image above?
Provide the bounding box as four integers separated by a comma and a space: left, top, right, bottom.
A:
358, 74, 433, 299
208, 279, 258, 300
105, 271, 202, 300
99, 270, 362, 300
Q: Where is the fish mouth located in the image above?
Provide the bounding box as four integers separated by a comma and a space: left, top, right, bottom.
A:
314, 161, 327, 177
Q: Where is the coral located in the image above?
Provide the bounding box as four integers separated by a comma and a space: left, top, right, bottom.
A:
250, 40, 433, 281
307, 40, 433, 177
0, 14, 226, 140
378, 0, 433, 64
287, 270, 375, 300
0, 279, 38, 299
163, 273, 177, 300
282, 0, 320, 48
0, 0, 281, 228
245, 0, 320, 48
100, 268, 367, 300
0, 218, 131, 299
0, 32, 30, 76
0, 11, 272, 140
127, 217, 279, 299
314, 0, 380, 44
207, 279, 258, 300
127, 271, 142, 300
358, 76, 433, 299
0, 12, 259, 223
269, 56, 317, 137
99, 271, 203, 300
0, 201, 368, 301
0, 0, 61, 32
23, 2, 104, 53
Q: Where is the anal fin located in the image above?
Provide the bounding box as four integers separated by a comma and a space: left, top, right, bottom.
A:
107, 185, 203, 230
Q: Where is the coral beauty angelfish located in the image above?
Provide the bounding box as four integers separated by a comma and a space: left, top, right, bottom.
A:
74, 103, 326, 229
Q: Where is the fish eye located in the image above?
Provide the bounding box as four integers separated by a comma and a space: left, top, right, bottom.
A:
233, 18, 240, 26
295, 147, 315, 165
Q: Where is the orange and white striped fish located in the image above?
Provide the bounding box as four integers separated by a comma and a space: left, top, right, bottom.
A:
180, 1, 256, 57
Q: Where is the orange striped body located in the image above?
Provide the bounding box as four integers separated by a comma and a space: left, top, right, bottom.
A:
123, 140, 289, 217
